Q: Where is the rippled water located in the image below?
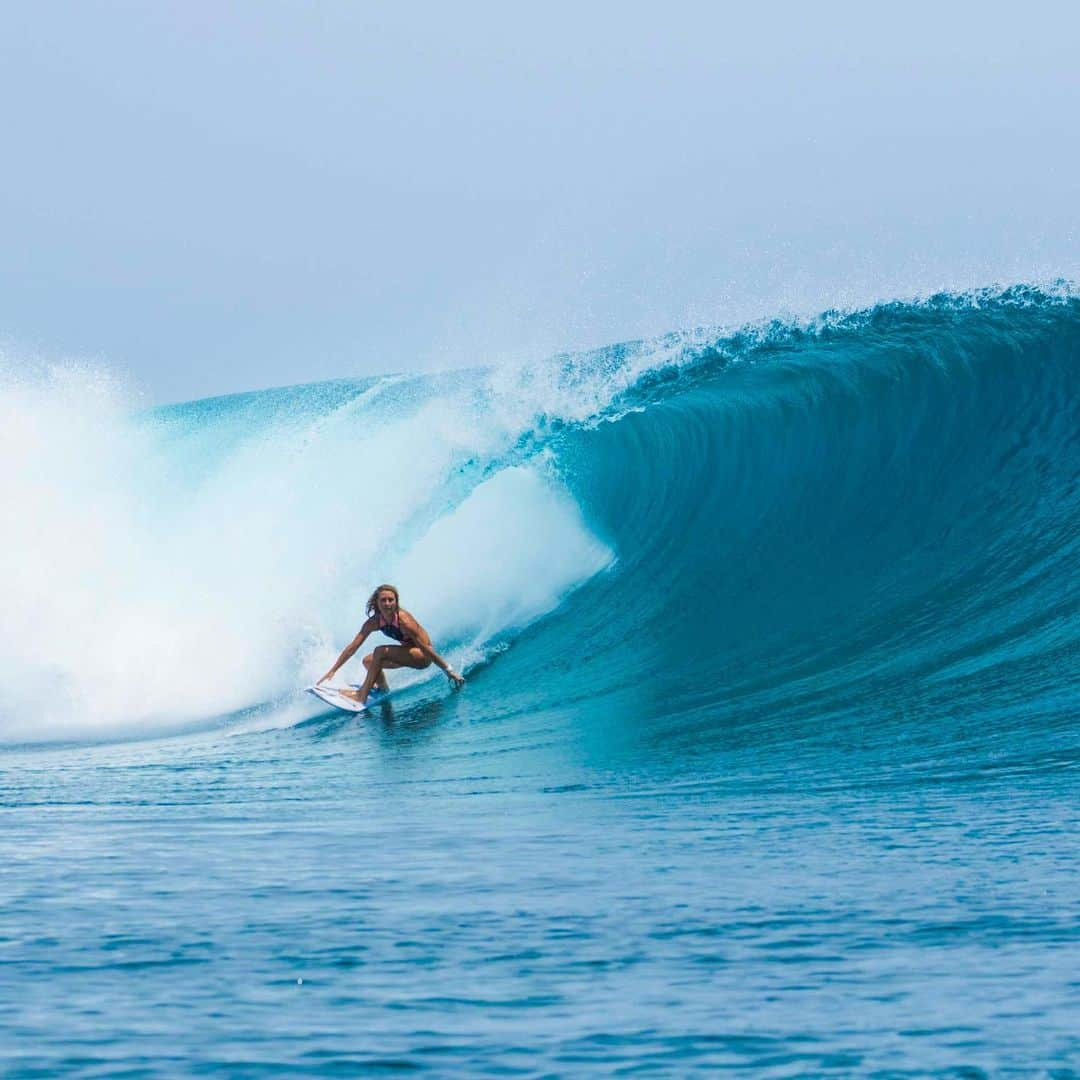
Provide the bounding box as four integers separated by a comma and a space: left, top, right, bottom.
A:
3, 708, 1078, 1076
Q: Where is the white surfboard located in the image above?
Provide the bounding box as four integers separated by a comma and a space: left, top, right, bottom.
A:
306, 685, 367, 713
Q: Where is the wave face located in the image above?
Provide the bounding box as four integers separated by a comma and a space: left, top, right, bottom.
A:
533, 286, 1080, 783
2, 287, 1079, 760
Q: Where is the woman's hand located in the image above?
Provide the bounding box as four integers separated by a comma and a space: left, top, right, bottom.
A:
446, 669, 465, 689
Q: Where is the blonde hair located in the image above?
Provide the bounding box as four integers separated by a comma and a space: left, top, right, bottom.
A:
366, 583, 400, 617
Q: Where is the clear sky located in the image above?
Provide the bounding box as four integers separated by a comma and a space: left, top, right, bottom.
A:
1, 1, 1077, 403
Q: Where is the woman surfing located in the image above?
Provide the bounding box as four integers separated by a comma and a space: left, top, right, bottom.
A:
316, 584, 464, 706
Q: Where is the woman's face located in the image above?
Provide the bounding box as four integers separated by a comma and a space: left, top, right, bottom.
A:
377, 591, 398, 616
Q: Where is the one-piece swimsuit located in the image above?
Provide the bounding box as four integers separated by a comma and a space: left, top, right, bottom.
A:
378, 612, 416, 646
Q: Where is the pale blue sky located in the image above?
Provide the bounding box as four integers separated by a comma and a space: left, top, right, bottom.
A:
2, 1, 1077, 403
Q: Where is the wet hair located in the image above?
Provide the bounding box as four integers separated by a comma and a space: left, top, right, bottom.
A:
366, 584, 400, 617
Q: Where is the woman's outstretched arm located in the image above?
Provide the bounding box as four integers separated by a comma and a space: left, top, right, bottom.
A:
317, 618, 376, 684
401, 612, 465, 687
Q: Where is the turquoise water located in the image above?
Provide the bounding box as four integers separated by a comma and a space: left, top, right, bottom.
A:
2, 288, 1079, 1074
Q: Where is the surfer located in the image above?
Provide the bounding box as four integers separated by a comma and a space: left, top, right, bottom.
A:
316, 584, 465, 705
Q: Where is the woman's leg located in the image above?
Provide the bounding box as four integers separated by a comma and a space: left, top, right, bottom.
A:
342, 645, 430, 702
362, 653, 391, 691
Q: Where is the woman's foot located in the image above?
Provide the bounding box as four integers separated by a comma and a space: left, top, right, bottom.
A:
351, 683, 388, 697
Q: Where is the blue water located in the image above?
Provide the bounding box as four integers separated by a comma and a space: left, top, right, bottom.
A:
2, 287, 1079, 1075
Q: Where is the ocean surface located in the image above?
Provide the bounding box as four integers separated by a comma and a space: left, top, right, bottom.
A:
2, 287, 1079, 1076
